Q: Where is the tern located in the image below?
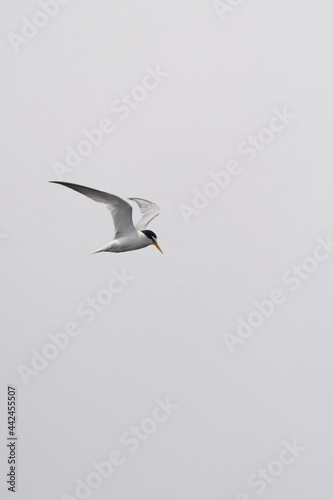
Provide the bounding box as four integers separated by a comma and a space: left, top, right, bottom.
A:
50, 181, 163, 254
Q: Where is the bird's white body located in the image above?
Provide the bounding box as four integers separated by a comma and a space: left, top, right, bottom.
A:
96, 231, 153, 253
50, 181, 163, 255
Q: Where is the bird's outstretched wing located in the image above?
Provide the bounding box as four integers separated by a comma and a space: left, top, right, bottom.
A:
128, 197, 160, 230
50, 181, 137, 238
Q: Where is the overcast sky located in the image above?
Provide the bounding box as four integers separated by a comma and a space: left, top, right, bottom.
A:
1, 1, 333, 499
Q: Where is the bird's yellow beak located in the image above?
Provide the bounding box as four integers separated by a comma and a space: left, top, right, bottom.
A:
153, 241, 163, 254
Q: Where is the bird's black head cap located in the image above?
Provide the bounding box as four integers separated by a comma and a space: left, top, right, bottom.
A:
141, 229, 157, 240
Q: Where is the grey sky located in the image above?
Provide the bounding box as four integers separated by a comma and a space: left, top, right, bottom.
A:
1, 1, 333, 499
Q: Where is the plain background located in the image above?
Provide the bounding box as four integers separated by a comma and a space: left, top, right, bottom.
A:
1, 1, 333, 498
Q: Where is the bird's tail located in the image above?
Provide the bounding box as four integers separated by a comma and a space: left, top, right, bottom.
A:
89, 243, 111, 255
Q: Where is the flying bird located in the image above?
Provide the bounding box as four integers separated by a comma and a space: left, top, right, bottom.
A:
49, 181, 163, 254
